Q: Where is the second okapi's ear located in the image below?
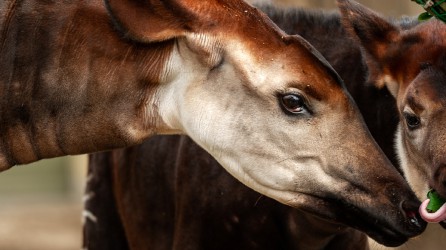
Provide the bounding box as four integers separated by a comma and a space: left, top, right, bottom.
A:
105, 0, 200, 42
337, 0, 401, 94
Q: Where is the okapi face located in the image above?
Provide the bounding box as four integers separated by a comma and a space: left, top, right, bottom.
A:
338, 0, 446, 224
397, 63, 446, 200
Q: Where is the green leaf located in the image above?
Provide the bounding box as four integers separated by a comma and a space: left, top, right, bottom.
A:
427, 189, 446, 212
418, 12, 433, 21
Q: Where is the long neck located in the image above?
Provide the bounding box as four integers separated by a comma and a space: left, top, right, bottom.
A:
0, 0, 173, 169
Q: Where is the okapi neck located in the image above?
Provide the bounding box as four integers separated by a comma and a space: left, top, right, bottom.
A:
0, 1, 175, 169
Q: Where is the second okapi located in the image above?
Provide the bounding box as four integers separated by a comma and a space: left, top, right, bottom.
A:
339, 0, 446, 249
84, 1, 431, 249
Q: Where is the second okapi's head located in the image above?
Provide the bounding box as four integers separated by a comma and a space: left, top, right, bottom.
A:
101, 0, 426, 245
338, 0, 446, 226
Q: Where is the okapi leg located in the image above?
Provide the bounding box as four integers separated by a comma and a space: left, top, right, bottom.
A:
83, 153, 129, 250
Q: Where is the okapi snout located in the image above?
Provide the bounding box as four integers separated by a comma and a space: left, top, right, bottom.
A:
349, 176, 427, 246
364, 177, 427, 246
400, 199, 426, 232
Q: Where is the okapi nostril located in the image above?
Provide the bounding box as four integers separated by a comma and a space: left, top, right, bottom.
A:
406, 211, 422, 228
400, 200, 426, 232
405, 210, 416, 218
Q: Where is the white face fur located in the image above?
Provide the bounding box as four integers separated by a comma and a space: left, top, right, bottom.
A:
395, 124, 430, 200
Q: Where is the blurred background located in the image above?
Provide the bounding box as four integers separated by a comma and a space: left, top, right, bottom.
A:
0, 1, 422, 250
0, 155, 87, 250
272, 0, 420, 16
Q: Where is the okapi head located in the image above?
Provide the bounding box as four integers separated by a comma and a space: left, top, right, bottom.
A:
0, 0, 424, 244
338, 0, 446, 225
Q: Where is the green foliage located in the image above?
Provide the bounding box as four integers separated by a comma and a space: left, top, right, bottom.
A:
412, 0, 446, 23
418, 11, 434, 20
427, 189, 446, 212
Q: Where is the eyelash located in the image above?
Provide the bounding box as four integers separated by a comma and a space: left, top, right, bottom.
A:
279, 93, 309, 115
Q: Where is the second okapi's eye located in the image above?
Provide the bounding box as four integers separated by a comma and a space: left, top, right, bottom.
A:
403, 112, 421, 129
280, 94, 307, 114
420, 62, 432, 71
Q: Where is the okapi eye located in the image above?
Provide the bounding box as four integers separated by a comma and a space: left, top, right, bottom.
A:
280, 94, 306, 114
403, 112, 421, 129
420, 62, 432, 71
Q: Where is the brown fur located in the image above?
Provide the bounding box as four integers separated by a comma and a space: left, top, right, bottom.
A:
0, 0, 173, 167
0, 0, 345, 170
85, 136, 369, 250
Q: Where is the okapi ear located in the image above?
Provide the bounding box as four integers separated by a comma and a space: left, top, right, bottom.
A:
337, 0, 401, 93
105, 0, 198, 42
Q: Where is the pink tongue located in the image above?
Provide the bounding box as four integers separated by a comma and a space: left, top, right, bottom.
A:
419, 199, 446, 223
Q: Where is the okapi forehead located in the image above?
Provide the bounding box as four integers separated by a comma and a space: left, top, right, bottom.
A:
398, 22, 446, 83
184, 0, 342, 82
399, 20, 446, 60
296, 36, 345, 88
181, 3, 346, 98
384, 21, 446, 89
416, 20, 446, 44
406, 65, 446, 111
223, 33, 345, 103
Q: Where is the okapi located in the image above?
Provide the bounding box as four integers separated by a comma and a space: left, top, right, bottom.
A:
339, 1, 446, 249
83, 1, 428, 249
0, 0, 420, 226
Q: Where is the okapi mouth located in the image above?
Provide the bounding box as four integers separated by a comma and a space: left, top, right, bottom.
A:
296, 193, 426, 247
419, 188, 446, 229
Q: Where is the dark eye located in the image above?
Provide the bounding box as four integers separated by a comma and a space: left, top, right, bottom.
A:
403, 112, 421, 129
280, 94, 306, 114
420, 62, 432, 71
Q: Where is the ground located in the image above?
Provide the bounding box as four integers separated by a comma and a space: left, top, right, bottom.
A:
0, 197, 82, 250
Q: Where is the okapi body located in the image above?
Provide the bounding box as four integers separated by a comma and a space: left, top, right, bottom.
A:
0, 0, 423, 237
84, 1, 428, 249
85, 135, 368, 250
